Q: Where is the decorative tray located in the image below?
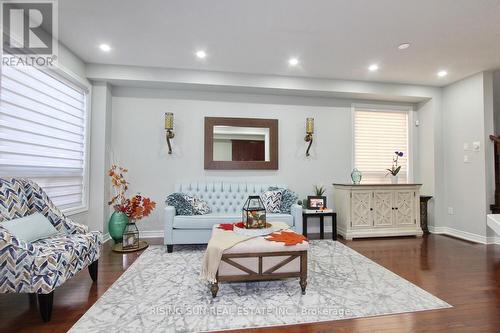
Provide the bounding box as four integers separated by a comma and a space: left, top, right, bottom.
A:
233, 223, 275, 237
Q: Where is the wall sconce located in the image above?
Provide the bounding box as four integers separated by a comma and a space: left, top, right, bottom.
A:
304, 117, 314, 157
165, 112, 175, 154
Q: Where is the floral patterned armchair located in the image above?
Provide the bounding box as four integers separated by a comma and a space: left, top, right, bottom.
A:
0, 178, 102, 322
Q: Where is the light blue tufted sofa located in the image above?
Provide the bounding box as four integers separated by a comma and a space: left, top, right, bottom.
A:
164, 182, 302, 252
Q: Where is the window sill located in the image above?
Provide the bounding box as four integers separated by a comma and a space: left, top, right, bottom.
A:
63, 205, 89, 216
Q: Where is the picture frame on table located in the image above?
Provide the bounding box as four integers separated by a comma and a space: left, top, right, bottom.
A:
307, 196, 327, 209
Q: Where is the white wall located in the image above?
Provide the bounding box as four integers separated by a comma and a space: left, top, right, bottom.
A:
110, 87, 368, 232
80, 62, 456, 240
441, 72, 494, 239
494, 71, 500, 135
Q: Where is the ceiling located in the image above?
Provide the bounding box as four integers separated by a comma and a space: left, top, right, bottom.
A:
59, 0, 500, 87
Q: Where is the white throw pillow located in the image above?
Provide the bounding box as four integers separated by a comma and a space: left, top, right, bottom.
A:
261, 190, 284, 213
182, 194, 212, 215
1, 213, 59, 243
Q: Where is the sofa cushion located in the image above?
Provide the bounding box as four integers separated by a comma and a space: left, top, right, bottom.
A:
268, 186, 299, 214
32, 232, 101, 277
185, 195, 212, 215
173, 213, 294, 230
261, 190, 284, 213
1, 213, 59, 243
166, 193, 195, 215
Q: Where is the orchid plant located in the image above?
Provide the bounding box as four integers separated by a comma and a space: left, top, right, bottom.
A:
386, 151, 404, 176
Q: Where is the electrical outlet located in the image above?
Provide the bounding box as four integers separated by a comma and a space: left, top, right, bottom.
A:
448, 207, 454, 215
473, 141, 481, 152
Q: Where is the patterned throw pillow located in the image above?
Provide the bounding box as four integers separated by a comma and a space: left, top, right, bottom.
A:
261, 190, 284, 213
268, 187, 299, 214
189, 195, 212, 215
165, 193, 195, 215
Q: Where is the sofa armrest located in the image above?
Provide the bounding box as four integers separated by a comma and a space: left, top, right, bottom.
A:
62, 217, 89, 234
164, 206, 176, 245
291, 204, 303, 234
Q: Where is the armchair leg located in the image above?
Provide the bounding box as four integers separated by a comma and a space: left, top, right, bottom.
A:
167, 245, 173, 253
38, 292, 54, 322
28, 293, 37, 307
88, 260, 98, 282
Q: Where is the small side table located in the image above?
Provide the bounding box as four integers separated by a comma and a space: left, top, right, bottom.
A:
302, 211, 337, 240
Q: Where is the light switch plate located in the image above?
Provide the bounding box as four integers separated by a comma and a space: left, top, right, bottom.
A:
473, 141, 480, 152
463, 143, 470, 151
448, 207, 454, 215
464, 155, 470, 163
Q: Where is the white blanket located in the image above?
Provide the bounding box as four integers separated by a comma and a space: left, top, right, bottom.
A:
200, 222, 290, 283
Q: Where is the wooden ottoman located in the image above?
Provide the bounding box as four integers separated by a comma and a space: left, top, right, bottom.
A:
210, 227, 309, 298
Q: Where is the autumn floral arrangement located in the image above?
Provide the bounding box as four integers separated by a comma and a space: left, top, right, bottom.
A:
108, 165, 156, 222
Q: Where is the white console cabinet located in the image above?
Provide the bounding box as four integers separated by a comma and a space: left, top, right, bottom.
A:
333, 184, 423, 240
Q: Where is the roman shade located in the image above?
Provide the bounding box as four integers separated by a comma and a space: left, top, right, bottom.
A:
354, 107, 409, 184
0, 66, 88, 211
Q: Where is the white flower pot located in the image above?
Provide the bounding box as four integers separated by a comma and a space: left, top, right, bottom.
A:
390, 175, 399, 184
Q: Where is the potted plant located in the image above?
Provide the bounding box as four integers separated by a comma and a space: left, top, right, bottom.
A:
386, 151, 404, 184
108, 165, 156, 245
307, 185, 327, 210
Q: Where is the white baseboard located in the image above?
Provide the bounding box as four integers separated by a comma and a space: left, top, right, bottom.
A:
103, 233, 111, 243
428, 226, 500, 245
139, 230, 164, 239
102, 230, 163, 244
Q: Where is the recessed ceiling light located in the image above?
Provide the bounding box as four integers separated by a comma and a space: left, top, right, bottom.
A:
368, 64, 379, 72
398, 43, 411, 50
288, 57, 299, 66
437, 70, 448, 77
196, 50, 207, 59
99, 44, 111, 52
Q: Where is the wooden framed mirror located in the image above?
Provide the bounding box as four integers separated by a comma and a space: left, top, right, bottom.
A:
204, 117, 278, 170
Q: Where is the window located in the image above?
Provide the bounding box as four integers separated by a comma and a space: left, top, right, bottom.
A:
353, 107, 409, 184
0, 66, 89, 213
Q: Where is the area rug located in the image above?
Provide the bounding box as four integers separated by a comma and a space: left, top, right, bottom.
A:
69, 241, 450, 332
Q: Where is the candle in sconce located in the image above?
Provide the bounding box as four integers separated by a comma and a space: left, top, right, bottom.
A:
306, 118, 314, 134
165, 112, 174, 130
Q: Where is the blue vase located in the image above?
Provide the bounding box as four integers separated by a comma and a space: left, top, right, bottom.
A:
351, 168, 362, 184
108, 211, 129, 243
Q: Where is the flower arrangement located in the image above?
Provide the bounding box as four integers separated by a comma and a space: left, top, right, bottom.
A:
108, 165, 156, 222
386, 151, 404, 176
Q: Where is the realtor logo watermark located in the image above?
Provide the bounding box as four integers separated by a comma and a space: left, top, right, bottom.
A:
1, 0, 58, 67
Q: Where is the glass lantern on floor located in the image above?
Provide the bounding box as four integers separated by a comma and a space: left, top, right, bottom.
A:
122, 222, 140, 250
242, 196, 267, 229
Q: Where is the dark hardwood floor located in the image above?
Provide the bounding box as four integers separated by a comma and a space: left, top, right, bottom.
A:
1, 234, 499, 333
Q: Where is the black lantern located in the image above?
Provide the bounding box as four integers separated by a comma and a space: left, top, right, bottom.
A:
242, 195, 267, 229
122, 222, 140, 250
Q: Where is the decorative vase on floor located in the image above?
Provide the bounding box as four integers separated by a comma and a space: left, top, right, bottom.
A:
391, 174, 399, 184
108, 211, 129, 243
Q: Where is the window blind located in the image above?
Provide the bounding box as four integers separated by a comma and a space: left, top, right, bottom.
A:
0, 66, 88, 212
354, 108, 408, 184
